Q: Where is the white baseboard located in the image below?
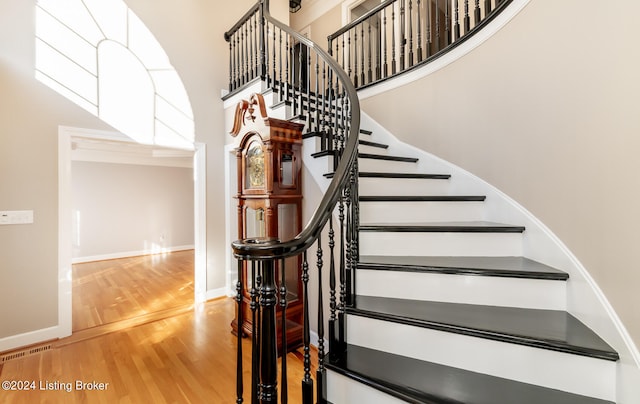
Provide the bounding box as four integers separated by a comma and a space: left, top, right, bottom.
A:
72, 245, 195, 264
205, 287, 229, 301
0, 326, 62, 353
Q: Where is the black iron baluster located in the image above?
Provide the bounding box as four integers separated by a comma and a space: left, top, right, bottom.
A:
474, 0, 481, 25
360, 22, 365, 86
426, 0, 432, 56
454, 0, 461, 40
239, 27, 244, 85
445, 0, 451, 46
250, 261, 259, 404
259, 3, 266, 80
464, 0, 470, 33
251, 15, 256, 79
259, 259, 277, 403
279, 258, 288, 404
408, 0, 414, 67
236, 260, 244, 404
271, 24, 276, 90
417, 0, 423, 62
244, 22, 249, 83
383, 8, 388, 78
375, 16, 381, 81
338, 186, 347, 354
316, 235, 326, 403
400, 0, 406, 71
321, 60, 327, 141
301, 252, 313, 404
278, 28, 283, 100
235, 32, 241, 89
305, 45, 310, 130
315, 54, 320, 134
264, 20, 270, 86
285, 33, 290, 103
347, 31, 352, 84
328, 218, 337, 357
435, 0, 441, 51
367, 18, 373, 84
391, 5, 397, 74
344, 172, 353, 307
228, 33, 234, 91
353, 28, 359, 88
485, 0, 492, 17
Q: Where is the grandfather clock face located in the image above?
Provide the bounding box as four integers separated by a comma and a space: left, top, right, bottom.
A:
245, 140, 265, 189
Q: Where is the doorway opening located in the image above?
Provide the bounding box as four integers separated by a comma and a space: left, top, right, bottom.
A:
58, 127, 207, 338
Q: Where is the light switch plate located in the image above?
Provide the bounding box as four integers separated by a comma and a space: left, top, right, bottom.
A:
0, 210, 34, 225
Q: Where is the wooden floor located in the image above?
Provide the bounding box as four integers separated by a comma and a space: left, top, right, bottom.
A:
1, 251, 316, 403
72, 251, 195, 331
0, 297, 317, 403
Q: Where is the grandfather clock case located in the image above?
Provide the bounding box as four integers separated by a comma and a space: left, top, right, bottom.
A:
230, 93, 304, 354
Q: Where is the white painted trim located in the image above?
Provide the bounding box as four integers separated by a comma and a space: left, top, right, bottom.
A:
71, 245, 195, 264
357, 0, 533, 101
205, 287, 229, 302
58, 129, 73, 340
224, 143, 237, 299
193, 142, 207, 304
0, 326, 61, 353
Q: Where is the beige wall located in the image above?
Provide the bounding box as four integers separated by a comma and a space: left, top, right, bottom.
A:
360, 0, 640, 346
0, 0, 254, 340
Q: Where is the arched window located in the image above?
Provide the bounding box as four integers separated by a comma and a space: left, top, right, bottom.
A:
35, 0, 194, 149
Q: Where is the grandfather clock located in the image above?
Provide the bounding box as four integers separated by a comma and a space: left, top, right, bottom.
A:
230, 93, 304, 354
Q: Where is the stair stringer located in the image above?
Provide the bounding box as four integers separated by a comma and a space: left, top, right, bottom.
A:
351, 109, 640, 402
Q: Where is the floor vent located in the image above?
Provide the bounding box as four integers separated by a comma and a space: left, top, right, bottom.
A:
0, 344, 52, 364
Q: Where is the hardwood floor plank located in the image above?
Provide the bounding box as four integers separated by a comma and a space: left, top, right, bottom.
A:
0, 298, 316, 403
72, 250, 194, 331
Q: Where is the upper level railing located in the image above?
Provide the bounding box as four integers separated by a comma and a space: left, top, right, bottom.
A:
225, 1, 360, 403
328, 0, 512, 89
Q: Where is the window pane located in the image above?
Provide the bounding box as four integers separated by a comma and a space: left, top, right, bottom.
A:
98, 41, 154, 144
37, 0, 104, 45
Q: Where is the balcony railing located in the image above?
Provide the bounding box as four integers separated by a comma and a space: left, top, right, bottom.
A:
328, 0, 512, 89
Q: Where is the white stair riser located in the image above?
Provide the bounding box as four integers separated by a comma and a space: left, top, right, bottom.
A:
359, 232, 523, 256
347, 316, 616, 401
356, 270, 566, 310
358, 158, 419, 173
327, 371, 405, 404
359, 178, 452, 196
360, 201, 485, 223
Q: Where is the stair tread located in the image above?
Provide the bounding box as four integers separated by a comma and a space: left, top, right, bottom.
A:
327, 344, 615, 404
349, 296, 618, 361
360, 221, 526, 233
358, 152, 418, 162
324, 171, 451, 179
359, 139, 389, 149
360, 195, 486, 202
358, 256, 569, 280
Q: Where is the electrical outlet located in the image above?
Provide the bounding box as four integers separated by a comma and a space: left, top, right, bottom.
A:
0, 210, 34, 225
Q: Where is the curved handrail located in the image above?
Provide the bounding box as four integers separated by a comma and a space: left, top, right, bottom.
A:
230, 5, 361, 260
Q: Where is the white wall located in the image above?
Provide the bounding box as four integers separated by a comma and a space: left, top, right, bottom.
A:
71, 161, 194, 262
359, 0, 640, 349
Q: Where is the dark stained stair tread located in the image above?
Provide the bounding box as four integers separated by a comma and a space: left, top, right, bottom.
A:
359, 139, 389, 149
348, 296, 618, 361
359, 221, 526, 233
360, 195, 486, 202
326, 345, 615, 404
324, 171, 451, 179
357, 256, 569, 280
358, 152, 418, 162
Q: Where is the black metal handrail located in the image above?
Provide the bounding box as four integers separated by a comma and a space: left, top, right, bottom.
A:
225, 1, 360, 403
328, 0, 512, 89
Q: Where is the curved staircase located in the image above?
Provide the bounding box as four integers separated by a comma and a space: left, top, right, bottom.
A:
307, 125, 618, 403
